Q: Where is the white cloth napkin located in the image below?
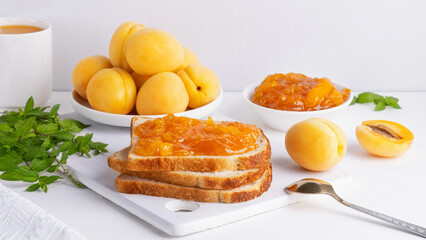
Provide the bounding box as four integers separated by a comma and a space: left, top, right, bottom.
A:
0, 183, 86, 240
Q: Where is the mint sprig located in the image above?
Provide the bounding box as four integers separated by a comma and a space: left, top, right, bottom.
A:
350, 92, 401, 111
0, 97, 108, 192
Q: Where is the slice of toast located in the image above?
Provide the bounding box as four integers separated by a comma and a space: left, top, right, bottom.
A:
108, 147, 267, 190
115, 163, 272, 203
126, 116, 271, 172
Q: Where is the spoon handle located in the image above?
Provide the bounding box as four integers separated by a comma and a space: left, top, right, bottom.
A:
341, 201, 426, 238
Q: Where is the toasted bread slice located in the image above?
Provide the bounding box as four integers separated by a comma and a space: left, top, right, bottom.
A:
126, 117, 271, 172
109, 147, 267, 190
115, 163, 272, 203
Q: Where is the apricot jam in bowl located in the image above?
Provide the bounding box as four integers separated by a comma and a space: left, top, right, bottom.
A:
243, 73, 353, 131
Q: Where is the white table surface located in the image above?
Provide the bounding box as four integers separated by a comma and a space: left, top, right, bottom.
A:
2, 91, 426, 240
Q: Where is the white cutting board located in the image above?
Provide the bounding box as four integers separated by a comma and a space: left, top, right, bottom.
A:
65, 112, 352, 236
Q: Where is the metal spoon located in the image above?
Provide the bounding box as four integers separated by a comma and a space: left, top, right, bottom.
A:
285, 178, 426, 238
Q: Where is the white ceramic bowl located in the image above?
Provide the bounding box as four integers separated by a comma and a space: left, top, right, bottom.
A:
71, 88, 223, 127
243, 81, 353, 131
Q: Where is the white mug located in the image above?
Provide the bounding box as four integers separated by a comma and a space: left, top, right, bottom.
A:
0, 17, 52, 108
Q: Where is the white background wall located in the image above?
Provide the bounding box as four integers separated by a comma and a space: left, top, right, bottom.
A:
1, 0, 426, 92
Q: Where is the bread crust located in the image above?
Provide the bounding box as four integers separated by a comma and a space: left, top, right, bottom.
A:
115, 164, 272, 203
108, 147, 268, 190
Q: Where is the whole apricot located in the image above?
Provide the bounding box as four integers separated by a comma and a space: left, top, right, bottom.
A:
86, 68, 136, 114
285, 118, 346, 171
109, 21, 146, 72
136, 72, 188, 115
72, 55, 112, 100
174, 47, 200, 72
356, 120, 414, 157
177, 63, 220, 108
126, 28, 184, 75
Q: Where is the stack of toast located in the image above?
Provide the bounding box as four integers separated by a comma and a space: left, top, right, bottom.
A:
108, 116, 272, 203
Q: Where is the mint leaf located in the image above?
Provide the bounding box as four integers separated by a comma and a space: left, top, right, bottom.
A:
50, 104, 60, 116
0, 96, 107, 192
15, 117, 36, 139
50, 130, 74, 141
384, 96, 399, 105
25, 183, 40, 192
61, 119, 90, 133
374, 101, 387, 111
31, 157, 55, 172
40, 175, 60, 185
0, 123, 13, 132
357, 92, 384, 103
24, 97, 34, 112
0, 166, 39, 182
40, 182, 48, 193
46, 164, 59, 173
37, 123, 59, 135
41, 138, 52, 150
351, 92, 402, 111
26, 146, 47, 159
0, 151, 23, 171
391, 103, 402, 109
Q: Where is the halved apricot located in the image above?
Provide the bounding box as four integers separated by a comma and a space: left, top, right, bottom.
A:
356, 120, 414, 157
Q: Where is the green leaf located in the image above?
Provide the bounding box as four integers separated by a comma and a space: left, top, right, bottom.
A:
356, 92, 384, 103
0, 123, 13, 132
374, 101, 387, 111
384, 96, 399, 105
90, 142, 108, 155
61, 119, 90, 133
26, 146, 47, 159
391, 103, 402, 109
25, 183, 40, 192
60, 153, 69, 163
39, 175, 60, 185
36, 123, 59, 135
349, 96, 358, 105
31, 157, 55, 172
75, 133, 93, 146
41, 137, 52, 150
50, 130, 74, 141
15, 117, 36, 138
58, 141, 73, 152
24, 97, 34, 112
50, 104, 60, 116
40, 182, 48, 193
46, 164, 59, 173
0, 151, 23, 171
0, 166, 39, 182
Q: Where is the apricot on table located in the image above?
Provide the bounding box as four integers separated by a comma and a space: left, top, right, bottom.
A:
109, 21, 146, 72
126, 28, 184, 75
285, 118, 347, 171
174, 47, 200, 72
176, 63, 220, 108
72, 55, 112, 100
136, 72, 189, 115
86, 68, 136, 114
356, 120, 414, 157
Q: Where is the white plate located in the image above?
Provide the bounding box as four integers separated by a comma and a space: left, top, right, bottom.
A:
70, 88, 223, 127
65, 112, 352, 236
